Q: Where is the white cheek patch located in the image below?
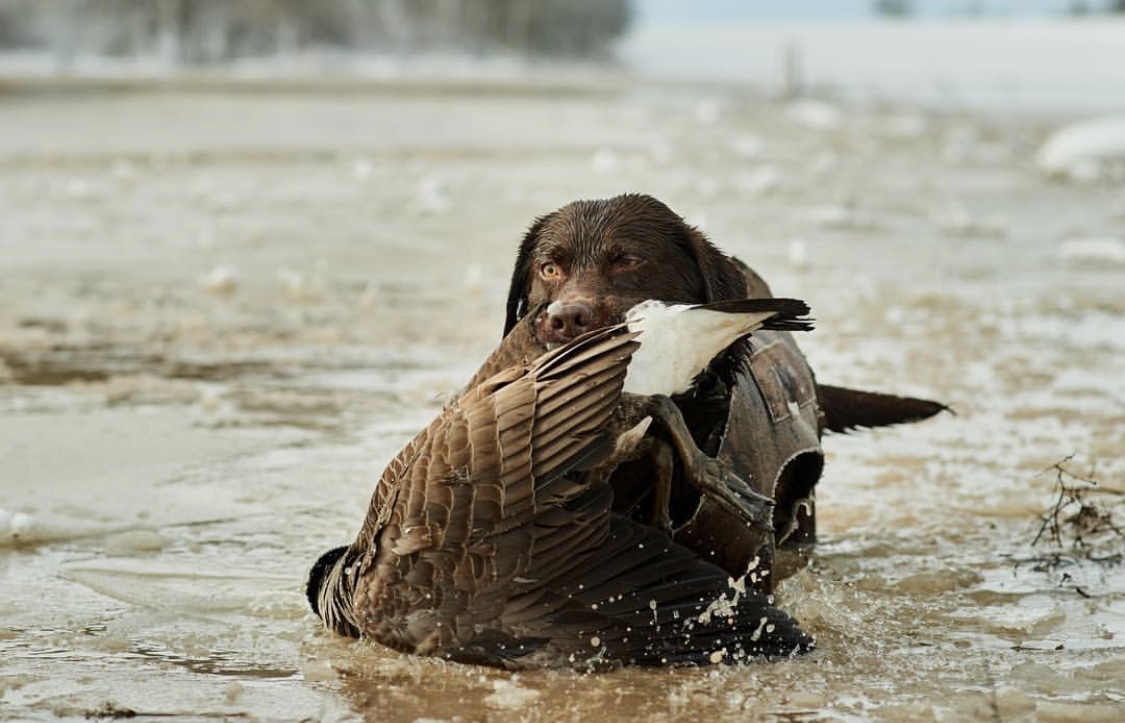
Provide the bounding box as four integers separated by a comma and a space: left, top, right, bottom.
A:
623, 301, 779, 397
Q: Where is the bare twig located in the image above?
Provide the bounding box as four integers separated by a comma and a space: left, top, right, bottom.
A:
1019, 456, 1124, 595
1031, 456, 1121, 550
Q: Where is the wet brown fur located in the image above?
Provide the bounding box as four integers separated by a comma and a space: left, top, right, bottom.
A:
500, 193, 947, 584
503, 192, 946, 436
505, 194, 750, 340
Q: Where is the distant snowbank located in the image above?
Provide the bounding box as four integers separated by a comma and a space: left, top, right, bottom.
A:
616, 18, 1125, 113
4, 18, 1125, 116
0, 48, 584, 82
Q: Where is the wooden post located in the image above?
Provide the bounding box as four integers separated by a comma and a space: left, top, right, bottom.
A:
781, 39, 803, 98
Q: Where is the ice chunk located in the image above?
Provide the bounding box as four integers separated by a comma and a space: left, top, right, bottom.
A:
788, 237, 810, 270
105, 530, 167, 556
788, 100, 844, 131
1057, 236, 1125, 265
199, 265, 238, 296
12, 513, 32, 536
1, 511, 34, 541
484, 679, 540, 710
1037, 117, 1125, 182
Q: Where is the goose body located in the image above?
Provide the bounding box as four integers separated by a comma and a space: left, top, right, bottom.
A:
308, 299, 814, 669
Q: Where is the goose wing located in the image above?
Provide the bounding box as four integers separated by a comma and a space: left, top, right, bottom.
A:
320, 324, 637, 653
314, 315, 813, 669
460, 312, 548, 392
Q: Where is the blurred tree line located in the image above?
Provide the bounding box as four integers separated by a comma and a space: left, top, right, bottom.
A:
0, 0, 633, 64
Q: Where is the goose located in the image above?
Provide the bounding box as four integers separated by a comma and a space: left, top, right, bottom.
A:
462, 297, 817, 540
307, 298, 815, 670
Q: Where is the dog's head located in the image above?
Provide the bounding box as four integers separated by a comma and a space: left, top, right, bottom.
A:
504, 194, 755, 345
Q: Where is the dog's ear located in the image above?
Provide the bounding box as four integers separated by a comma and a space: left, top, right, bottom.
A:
504, 213, 551, 335
680, 225, 753, 302
727, 254, 773, 298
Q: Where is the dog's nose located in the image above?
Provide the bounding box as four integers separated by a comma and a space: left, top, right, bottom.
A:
545, 301, 595, 341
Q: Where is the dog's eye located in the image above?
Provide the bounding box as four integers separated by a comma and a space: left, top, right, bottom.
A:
612, 254, 643, 271
539, 262, 562, 279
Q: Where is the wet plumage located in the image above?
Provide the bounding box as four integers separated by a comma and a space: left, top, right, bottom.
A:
308, 300, 815, 669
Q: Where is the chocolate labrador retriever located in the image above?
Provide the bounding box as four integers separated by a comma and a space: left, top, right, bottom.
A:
499, 193, 946, 592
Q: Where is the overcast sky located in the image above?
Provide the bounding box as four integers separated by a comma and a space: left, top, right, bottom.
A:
634, 0, 1106, 24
